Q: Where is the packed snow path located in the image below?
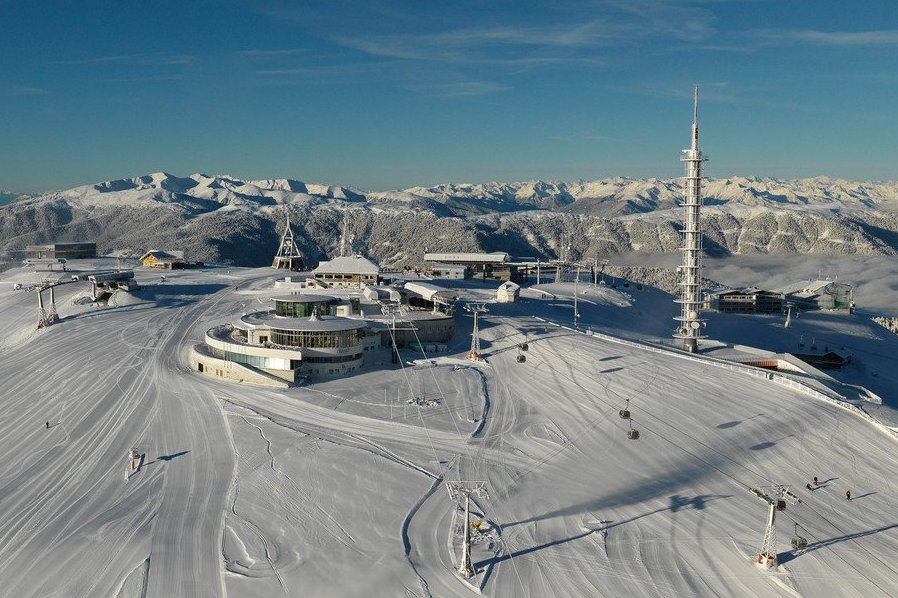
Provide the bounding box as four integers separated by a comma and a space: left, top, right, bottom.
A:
0, 264, 896, 597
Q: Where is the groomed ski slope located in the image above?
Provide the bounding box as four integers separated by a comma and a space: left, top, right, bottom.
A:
0, 263, 896, 597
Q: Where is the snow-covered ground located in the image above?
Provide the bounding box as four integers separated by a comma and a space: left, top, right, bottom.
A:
1, 260, 897, 597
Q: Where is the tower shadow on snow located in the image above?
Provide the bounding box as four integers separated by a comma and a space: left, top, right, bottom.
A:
777, 522, 898, 565
481, 493, 730, 569
500, 443, 736, 529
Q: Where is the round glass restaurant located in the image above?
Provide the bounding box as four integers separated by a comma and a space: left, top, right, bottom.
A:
272, 294, 337, 318
222, 309, 373, 380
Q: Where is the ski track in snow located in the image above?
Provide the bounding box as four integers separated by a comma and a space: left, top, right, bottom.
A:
0, 262, 897, 597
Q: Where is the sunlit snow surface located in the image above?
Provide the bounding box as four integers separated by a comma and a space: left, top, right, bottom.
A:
1, 259, 897, 597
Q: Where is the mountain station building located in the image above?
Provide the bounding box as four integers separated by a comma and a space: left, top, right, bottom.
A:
26, 242, 97, 260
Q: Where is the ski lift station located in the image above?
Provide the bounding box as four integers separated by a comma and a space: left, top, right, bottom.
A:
423, 251, 521, 282
25, 241, 97, 260
778, 279, 854, 312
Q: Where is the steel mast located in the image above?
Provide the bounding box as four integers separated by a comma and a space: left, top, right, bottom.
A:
674, 87, 706, 352
272, 212, 304, 271
749, 485, 801, 568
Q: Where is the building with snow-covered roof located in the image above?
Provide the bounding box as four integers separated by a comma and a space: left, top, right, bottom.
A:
26, 242, 96, 260
703, 288, 784, 314
191, 285, 455, 385
311, 255, 380, 288
424, 263, 467, 280
140, 250, 186, 269
402, 282, 458, 310
424, 251, 509, 264
197, 311, 374, 384
778, 280, 853, 312
496, 281, 520, 303
423, 251, 521, 282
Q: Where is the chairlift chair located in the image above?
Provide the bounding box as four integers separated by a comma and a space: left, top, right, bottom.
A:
520, 342, 529, 352
618, 398, 631, 420
516, 353, 526, 363
627, 420, 640, 440
791, 523, 808, 550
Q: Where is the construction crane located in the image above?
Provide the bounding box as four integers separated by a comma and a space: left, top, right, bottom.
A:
749, 485, 801, 568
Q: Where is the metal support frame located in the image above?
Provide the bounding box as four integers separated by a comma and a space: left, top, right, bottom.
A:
466, 304, 488, 360
749, 485, 801, 568
446, 481, 489, 579
272, 212, 304, 271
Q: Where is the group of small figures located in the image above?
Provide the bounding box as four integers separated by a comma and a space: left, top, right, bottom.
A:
806, 476, 852, 500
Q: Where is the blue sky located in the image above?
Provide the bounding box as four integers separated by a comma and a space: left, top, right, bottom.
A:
1, 0, 897, 192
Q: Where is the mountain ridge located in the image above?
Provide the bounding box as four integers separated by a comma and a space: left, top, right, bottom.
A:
3, 172, 898, 266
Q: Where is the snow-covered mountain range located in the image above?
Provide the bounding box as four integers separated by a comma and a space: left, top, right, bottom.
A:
0, 190, 28, 207
2, 172, 898, 266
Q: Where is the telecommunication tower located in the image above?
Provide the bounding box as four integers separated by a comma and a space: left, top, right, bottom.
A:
673, 87, 706, 353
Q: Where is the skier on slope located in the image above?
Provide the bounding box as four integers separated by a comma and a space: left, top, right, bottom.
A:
846, 490, 852, 501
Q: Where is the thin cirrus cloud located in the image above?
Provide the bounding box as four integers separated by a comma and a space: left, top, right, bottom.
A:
48, 52, 195, 66
237, 48, 308, 58
4, 84, 49, 96
405, 80, 512, 98
750, 28, 898, 46
332, 21, 629, 64
549, 130, 608, 142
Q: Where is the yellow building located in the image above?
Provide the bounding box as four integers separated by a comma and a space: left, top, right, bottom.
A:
140, 250, 186, 269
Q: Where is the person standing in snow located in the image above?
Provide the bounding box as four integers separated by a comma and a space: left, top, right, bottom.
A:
846, 490, 852, 500
45, 421, 49, 429
813, 476, 819, 486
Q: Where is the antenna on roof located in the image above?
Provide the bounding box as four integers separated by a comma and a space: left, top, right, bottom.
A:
692, 86, 699, 150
